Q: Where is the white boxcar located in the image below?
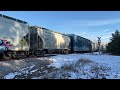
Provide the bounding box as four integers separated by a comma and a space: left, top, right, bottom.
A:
0, 14, 29, 51
29, 26, 70, 53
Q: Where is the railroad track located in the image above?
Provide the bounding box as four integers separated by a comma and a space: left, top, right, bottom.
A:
0, 54, 56, 61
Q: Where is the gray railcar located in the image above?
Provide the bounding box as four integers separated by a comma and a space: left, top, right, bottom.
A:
0, 14, 30, 51
67, 34, 92, 52
29, 26, 71, 54
91, 42, 98, 52
0, 14, 30, 59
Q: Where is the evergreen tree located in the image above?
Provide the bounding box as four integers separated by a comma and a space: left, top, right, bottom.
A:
106, 30, 120, 55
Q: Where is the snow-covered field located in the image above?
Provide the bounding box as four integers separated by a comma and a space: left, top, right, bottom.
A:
4, 52, 120, 79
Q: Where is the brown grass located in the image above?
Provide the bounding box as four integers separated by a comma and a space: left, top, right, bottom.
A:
78, 59, 93, 64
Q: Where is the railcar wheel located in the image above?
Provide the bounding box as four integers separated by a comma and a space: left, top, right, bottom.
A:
3, 52, 12, 59
34, 50, 45, 56
12, 52, 17, 59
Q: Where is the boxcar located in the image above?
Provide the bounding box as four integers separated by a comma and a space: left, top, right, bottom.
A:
67, 34, 92, 53
29, 26, 71, 55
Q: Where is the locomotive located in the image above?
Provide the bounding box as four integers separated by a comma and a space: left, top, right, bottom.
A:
0, 14, 96, 59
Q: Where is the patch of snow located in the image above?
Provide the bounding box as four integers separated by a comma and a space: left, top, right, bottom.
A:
4, 72, 18, 79
31, 77, 39, 79
30, 69, 38, 74
4, 65, 36, 79
20, 65, 35, 71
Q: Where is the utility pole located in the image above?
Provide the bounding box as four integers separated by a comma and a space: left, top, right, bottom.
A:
97, 37, 101, 55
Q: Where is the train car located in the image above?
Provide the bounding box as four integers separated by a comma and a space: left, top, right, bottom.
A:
91, 42, 98, 52
0, 14, 30, 59
29, 26, 71, 55
67, 34, 92, 53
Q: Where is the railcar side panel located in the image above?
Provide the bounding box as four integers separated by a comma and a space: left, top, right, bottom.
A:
68, 34, 92, 52
0, 15, 29, 51
30, 26, 70, 51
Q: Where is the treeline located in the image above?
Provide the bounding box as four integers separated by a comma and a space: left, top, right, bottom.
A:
106, 30, 120, 55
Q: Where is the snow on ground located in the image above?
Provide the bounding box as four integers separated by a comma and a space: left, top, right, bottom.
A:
4, 52, 120, 79
47, 52, 120, 79
4, 65, 36, 79
49, 53, 120, 72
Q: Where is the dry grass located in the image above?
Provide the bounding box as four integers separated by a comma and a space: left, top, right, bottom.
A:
90, 63, 111, 79
61, 63, 74, 71
78, 59, 93, 64
40, 59, 94, 79
4, 58, 111, 79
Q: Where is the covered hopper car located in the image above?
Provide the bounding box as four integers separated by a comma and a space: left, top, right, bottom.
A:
0, 14, 30, 59
28, 26, 71, 55
67, 34, 92, 53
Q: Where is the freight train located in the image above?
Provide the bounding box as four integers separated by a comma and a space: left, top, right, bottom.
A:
0, 14, 97, 59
